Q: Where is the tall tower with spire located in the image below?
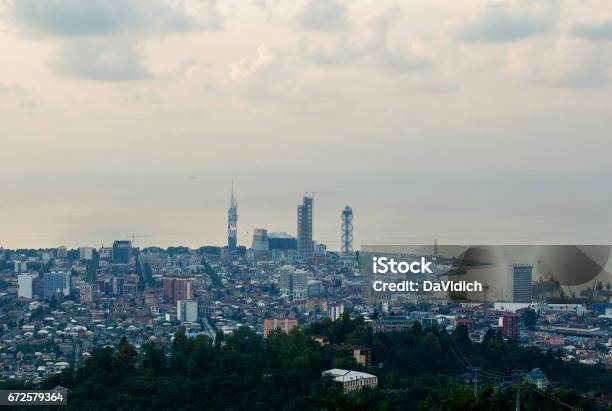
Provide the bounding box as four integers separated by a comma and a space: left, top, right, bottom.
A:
341, 206, 353, 254
227, 182, 238, 251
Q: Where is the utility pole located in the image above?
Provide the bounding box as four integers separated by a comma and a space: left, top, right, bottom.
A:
509, 371, 526, 411
469, 367, 480, 396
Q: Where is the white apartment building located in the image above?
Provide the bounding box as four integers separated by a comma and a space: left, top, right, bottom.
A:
177, 300, 198, 322
18, 273, 33, 299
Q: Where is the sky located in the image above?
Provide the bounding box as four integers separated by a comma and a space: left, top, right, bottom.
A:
0, 0, 611, 250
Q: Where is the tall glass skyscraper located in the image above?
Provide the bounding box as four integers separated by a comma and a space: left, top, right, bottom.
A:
112, 240, 132, 264
43, 271, 70, 300
512, 264, 533, 303
297, 196, 313, 256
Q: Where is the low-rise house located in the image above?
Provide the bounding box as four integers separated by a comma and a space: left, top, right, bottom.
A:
323, 369, 378, 393
333, 344, 372, 366
524, 368, 548, 390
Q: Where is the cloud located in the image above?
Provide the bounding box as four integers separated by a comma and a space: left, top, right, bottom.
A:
370, 8, 432, 72
298, 35, 360, 65
229, 45, 297, 100
52, 40, 152, 81
9, 0, 221, 37
6, 0, 224, 82
380, 46, 432, 72
573, 19, 612, 41
0, 83, 27, 95
230, 44, 282, 82
455, 1, 554, 43
300, 7, 432, 72
508, 39, 612, 88
296, 0, 348, 31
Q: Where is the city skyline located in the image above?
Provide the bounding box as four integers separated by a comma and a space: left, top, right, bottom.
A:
2, 171, 612, 250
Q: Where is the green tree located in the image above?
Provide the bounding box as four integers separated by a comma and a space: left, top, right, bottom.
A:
521, 308, 537, 330
421, 331, 442, 354
142, 340, 165, 373
453, 324, 472, 349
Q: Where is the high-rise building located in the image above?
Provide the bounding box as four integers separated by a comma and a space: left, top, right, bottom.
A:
314, 243, 327, 256
177, 300, 198, 322
308, 279, 323, 298
14, 261, 27, 273
110, 277, 119, 295
502, 313, 520, 339
228, 182, 238, 251
328, 304, 345, 321
263, 318, 298, 338
341, 206, 354, 254
18, 273, 33, 299
91, 282, 102, 298
163, 277, 193, 304
112, 241, 133, 264
99, 247, 113, 261
279, 265, 308, 301
174, 278, 193, 302
512, 264, 533, 303
43, 271, 70, 299
297, 196, 314, 256
163, 277, 175, 303
144, 289, 157, 307
293, 268, 308, 300
80, 284, 93, 304
279, 265, 294, 299
122, 282, 137, 296
268, 232, 297, 251
79, 247, 95, 261
251, 229, 269, 251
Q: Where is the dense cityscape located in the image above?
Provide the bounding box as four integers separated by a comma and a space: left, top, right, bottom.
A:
0, 188, 611, 409
2, 0, 612, 408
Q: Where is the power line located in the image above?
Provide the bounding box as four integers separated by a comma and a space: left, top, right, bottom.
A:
445, 331, 582, 410
445, 332, 505, 379
526, 385, 579, 410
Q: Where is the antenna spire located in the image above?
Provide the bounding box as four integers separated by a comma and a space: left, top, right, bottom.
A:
230, 180, 237, 207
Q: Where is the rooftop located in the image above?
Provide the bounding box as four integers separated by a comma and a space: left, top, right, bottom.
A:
323, 369, 376, 382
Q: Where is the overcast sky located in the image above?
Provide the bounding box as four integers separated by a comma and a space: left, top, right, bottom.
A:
1, 0, 611, 250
